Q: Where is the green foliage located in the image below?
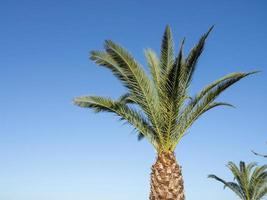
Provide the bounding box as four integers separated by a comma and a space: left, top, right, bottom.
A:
209, 161, 267, 200
252, 143, 267, 158
253, 151, 267, 158
74, 96, 159, 148
74, 26, 257, 152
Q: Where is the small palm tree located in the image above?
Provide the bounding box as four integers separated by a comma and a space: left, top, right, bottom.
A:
74, 26, 256, 200
209, 161, 267, 200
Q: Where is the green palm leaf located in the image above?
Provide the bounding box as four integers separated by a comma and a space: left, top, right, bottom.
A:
160, 25, 174, 73
171, 71, 258, 148
145, 48, 160, 88
183, 26, 214, 87
208, 174, 245, 199
74, 96, 159, 149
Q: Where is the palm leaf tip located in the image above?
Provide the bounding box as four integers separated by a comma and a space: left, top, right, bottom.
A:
222, 102, 236, 108
246, 70, 261, 75
165, 24, 172, 35
138, 133, 145, 140
73, 96, 105, 109
207, 102, 236, 111
73, 97, 85, 107
160, 24, 174, 71
208, 174, 228, 187
205, 25, 214, 37
208, 174, 221, 180
236, 70, 260, 82
208, 174, 215, 178
73, 96, 100, 111
180, 37, 186, 48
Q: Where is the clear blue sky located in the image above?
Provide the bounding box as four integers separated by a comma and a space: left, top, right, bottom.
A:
0, 0, 266, 200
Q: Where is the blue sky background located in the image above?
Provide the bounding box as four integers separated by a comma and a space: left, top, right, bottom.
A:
0, 0, 267, 200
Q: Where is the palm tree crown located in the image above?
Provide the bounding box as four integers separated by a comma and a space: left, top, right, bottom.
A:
209, 161, 267, 200
74, 25, 256, 152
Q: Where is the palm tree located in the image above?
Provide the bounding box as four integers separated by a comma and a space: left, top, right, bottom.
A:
208, 161, 267, 200
74, 25, 257, 200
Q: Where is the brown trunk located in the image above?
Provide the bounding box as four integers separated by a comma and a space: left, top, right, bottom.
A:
149, 151, 185, 200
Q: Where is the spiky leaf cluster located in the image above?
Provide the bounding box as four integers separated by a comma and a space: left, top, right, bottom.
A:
74, 25, 256, 152
209, 161, 267, 200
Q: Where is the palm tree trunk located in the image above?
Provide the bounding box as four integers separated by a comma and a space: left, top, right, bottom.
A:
149, 151, 185, 200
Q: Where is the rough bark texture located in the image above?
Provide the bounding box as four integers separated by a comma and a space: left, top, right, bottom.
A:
149, 151, 185, 200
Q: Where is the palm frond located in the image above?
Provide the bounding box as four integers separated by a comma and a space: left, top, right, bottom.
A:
254, 186, 267, 200
171, 71, 257, 148
208, 174, 245, 199
189, 71, 257, 117
160, 25, 174, 73
157, 39, 185, 149
252, 150, 267, 158
189, 72, 258, 109
90, 50, 130, 83
145, 49, 160, 88
198, 101, 235, 115
73, 96, 159, 149
118, 93, 136, 104
165, 38, 185, 102
251, 166, 267, 199
183, 26, 214, 87
103, 40, 165, 145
